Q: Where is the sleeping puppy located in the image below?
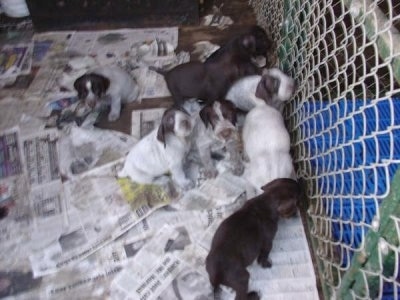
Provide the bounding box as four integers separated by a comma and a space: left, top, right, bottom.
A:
191, 100, 244, 178
118, 107, 194, 190
73, 65, 141, 121
226, 68, 296, 113
151, 26, 272, 107
206, 178, 301, 300
242, 72, 297, 196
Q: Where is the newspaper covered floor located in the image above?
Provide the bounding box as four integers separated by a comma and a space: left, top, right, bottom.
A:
0, 27, 319, 300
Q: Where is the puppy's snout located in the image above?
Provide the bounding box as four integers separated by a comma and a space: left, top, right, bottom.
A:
219, 128, 233, 140
86, 99, 96, 108
181, 118, 192, 131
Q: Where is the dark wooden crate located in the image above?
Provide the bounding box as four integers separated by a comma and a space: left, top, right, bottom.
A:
26, 0, 200, 31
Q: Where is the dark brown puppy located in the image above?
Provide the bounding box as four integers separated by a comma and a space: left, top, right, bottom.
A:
152, 26, 272, 107
205, 178, 301, 300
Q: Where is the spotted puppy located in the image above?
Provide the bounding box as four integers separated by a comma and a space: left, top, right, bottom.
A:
191, 100, 244, 178
206, 178, 301, 300
74, 65, 140, 121
118, 107, 194, 190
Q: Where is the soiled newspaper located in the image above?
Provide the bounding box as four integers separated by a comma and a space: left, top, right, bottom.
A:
0, 124, 171, 281
28, 162, 170, 277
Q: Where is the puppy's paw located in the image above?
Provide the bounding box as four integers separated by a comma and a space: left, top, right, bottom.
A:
247, 291, 260, 300
108, 111, 120, 122
258, 256, 272, 268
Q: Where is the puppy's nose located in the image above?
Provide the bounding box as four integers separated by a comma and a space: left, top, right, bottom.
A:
87, 100, 96, 108
181, 119, 192, 131
219, 128, 233, 140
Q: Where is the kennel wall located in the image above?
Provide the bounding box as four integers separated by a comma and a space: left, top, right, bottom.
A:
250, 0, 400, 299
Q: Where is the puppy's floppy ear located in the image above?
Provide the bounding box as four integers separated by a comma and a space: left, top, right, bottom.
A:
156, 124, 166, 148
156, 109, 176, 148
249, 25, 273, 56
255, 74, 279, 102
90, 74, 110, 98
74, 75, 88, 99
241, 34, 256, 54
261, 178, 300, 216
220, 100, 237, 126
277, 198, 297, 217
199, 104, 213, 128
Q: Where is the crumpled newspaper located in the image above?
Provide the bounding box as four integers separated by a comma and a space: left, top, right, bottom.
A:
201, 5, 234, 30
191, 41, 220, 62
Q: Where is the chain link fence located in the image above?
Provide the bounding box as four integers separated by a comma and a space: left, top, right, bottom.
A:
250, 0, 400, 298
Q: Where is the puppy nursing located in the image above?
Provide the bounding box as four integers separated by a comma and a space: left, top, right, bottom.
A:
118, 107, 194, 190
206, 178, 301, 300
74, 65, 140, 121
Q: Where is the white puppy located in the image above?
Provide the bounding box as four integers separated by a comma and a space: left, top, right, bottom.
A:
74, 65, 141, 121
190, 100, 243, 178
226, 68, 296, 113
242, 71, 296, 196
118, 107, 194, 190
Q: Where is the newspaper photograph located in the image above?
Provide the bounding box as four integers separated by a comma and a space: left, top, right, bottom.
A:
0, 43, 33, 80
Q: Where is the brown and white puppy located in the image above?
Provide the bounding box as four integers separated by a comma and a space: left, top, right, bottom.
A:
241, 69, 297, 197
226, 68, 296, 113
73, 65, 140, 122
118, 107, 194, 190
151, 26, 272, 107
205, 178, 301, 300
190, 100, 244, 178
